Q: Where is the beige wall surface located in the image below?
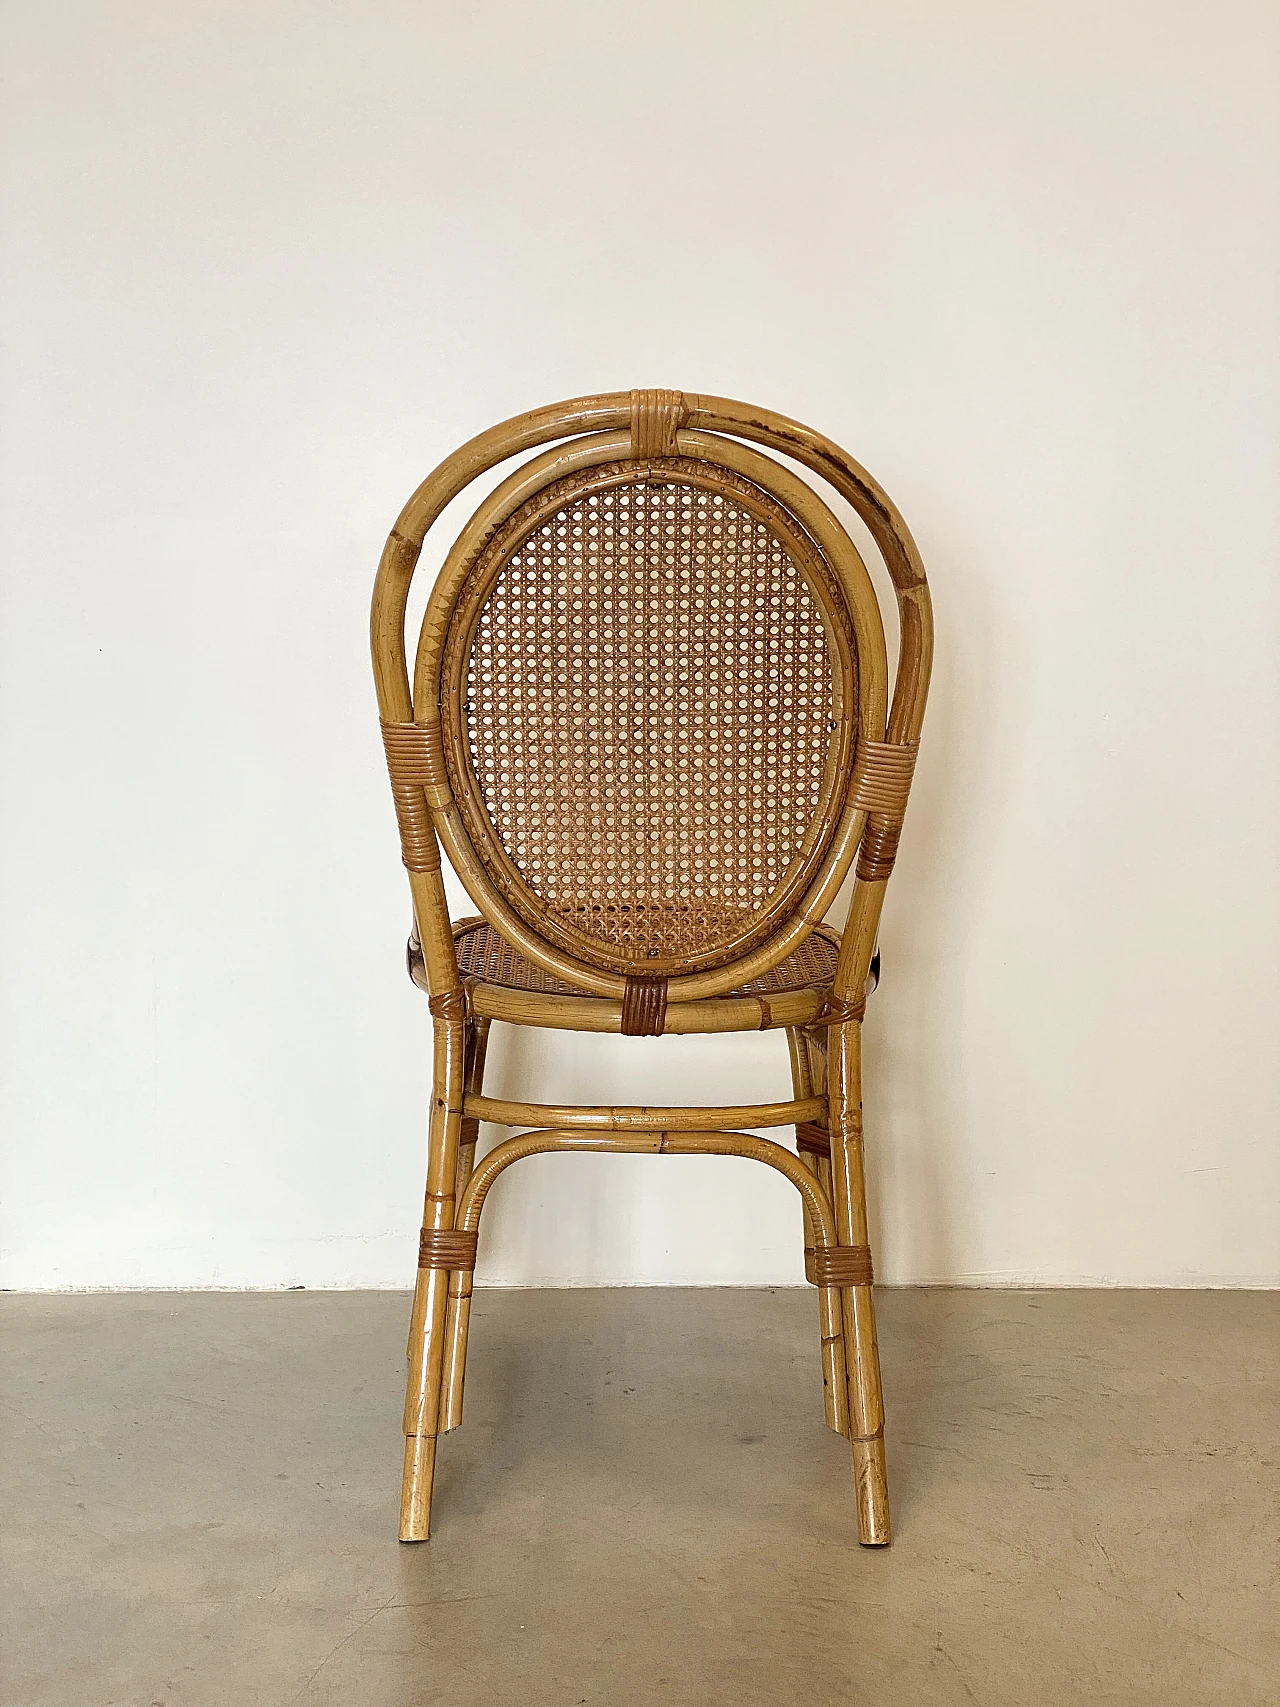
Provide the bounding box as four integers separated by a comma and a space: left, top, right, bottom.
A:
2, 2, 1276, 1287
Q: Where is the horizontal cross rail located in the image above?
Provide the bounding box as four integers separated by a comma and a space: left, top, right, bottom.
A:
462, 1093, 826, 1132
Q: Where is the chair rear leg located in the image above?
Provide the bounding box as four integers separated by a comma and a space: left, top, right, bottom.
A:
405, 1016, 490, 1362
400, 1010, 467, 1541
787, 1027, 849, 1436
827, 1015, 891, 1545
455, 1017, 490, 1199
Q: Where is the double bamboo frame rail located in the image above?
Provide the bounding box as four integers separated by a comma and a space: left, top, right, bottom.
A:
371, 390, 933, 1546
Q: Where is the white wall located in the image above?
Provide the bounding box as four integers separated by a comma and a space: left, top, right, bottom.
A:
2, 1, 1277, 1290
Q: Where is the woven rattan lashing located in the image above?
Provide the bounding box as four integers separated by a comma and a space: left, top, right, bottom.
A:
441, 458, 854, 979
795, 1120, 832, 1158
418, 1227, 479, 1271
805, 1244, 874, 1288
380, 721, 442, 873
451, 918, 842, 1000
630, 387, 686, 457
620, 975, 668, 1037
849, 740, 918, 817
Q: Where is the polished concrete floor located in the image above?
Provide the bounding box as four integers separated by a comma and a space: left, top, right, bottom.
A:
1, 1288, 1277, 1706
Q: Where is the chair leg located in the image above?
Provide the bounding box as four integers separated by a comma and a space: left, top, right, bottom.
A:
455, 1017, 490, 1199
787, 1027, 849, 1436
400, 1012, 467, 1541
438, 1016, 490, 1434
405, 1017, 491, 1363
827, 1016, 891, 1545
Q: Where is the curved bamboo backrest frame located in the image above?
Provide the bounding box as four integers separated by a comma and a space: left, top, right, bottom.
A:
371, 391, 933, 1015
425, 430, 879, 988
435, 445, 861, 979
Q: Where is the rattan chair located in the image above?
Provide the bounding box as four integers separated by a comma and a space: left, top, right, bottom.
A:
371, 390, 932, 1545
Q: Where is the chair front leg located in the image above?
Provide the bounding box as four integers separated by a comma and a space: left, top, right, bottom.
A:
827, 1014, 891, 1545
438, 1014, 491, 1434
400, 1007, 468, 1541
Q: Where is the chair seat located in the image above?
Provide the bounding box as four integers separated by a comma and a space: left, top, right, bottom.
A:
407, 917, 843, 1033
452, 917, 840, 997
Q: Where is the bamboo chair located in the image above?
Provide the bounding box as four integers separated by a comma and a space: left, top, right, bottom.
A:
371, 390, 932, 1545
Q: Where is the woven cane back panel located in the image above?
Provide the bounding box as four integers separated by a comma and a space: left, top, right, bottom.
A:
442, 458, 857, 977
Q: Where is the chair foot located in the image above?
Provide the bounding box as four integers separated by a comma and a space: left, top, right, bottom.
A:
399, 1432, 436, 1541
852, 1433, 891, 1545
438, 1273, 473, 1433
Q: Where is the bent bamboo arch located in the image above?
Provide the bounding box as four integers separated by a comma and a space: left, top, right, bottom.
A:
436, 1125, 843, 1434
372, 390, 932, 742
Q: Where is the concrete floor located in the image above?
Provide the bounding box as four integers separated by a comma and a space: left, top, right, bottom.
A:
1, 1289, 1277, 1707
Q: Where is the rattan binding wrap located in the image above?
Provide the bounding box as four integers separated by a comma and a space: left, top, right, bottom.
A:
630, 388, 688, 457
849, 740, 918, 816
381, 720, 448, 872
805, 1244, 874, 1287
851, 739, 919, 882
795, 1120, 831, 1157
857, 821, 904, 883
418, 1228, 479, 1271
621, 976, 668, 1036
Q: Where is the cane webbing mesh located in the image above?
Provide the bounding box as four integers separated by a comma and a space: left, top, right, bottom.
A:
445, 460, 851, 976
452, 919, 840, 998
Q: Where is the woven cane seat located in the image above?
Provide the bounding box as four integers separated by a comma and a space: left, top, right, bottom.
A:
448, 918, 840, 999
